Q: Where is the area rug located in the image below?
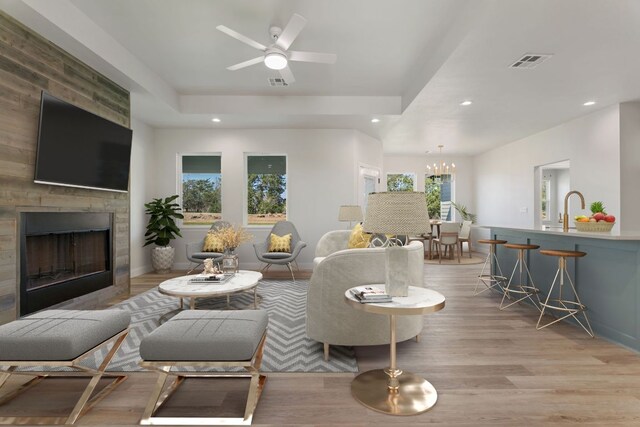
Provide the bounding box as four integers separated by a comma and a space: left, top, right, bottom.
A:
19, 280, 358, 374
424, 252, 486, 265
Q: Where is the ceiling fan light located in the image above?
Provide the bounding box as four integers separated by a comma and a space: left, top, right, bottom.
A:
264, 52, 288, 70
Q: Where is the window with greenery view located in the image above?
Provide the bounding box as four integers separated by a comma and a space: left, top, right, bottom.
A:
246, 155, 287, 226
424, 176, 441, 219
181, 155, 222, 226
424, 175, 453, 220
387, 173, 415, 191
541, 178, 551, 221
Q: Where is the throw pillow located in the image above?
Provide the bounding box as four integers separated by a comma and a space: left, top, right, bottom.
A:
269, 233, 292, 253
202, 233, 224, 252
347, 223, 371, 249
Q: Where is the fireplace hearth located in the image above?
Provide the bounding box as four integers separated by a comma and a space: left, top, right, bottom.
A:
19, 212, 113, 316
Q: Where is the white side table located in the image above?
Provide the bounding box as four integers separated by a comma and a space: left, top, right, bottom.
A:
344, 285, 445, 415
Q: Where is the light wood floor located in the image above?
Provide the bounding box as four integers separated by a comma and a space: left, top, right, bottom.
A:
2, 263, 640, 426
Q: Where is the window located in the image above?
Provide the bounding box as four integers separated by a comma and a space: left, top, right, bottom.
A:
386, 173, 416, 191
180, 155, 222, 226
541, 178, 551, 221
424, 175, 453, 220
246, 155, 287, 226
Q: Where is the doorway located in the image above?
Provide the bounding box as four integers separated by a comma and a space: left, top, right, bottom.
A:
535, 160, 571, 227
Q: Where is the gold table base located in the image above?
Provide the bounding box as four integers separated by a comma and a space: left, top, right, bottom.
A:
351, 369, 437, 415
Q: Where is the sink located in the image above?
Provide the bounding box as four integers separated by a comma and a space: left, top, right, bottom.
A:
544, 226, 576, 230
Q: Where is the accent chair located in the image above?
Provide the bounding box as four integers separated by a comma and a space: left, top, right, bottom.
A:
254, 221, 306, 281
185, 220, 231, 274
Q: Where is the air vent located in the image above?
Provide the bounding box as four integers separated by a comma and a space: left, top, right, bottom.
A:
268, 77, 288, 87
509, 53, 552, 69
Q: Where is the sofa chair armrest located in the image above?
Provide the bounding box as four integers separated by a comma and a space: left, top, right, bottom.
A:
290, 240, 307, 259
315, 230, 352, 258
253, 241, 269, 258
186, 240, 205, 260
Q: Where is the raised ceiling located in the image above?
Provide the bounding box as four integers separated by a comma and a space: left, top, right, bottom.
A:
3, 0, 640, 155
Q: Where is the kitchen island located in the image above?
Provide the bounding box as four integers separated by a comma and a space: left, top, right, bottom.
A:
488, 226, 640, 352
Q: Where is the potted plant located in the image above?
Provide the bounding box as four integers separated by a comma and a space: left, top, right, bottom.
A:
144, 195, 184, 273
451, 201, 477, 223
208, 224, 253, 273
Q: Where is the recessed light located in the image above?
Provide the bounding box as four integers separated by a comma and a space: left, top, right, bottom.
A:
371, 118, 380, 123
583, 101, 596, 106
460, 100, 472, 106
211, 118, 221, 122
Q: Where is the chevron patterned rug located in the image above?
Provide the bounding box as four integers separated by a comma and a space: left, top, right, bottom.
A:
72, 279, 357, 373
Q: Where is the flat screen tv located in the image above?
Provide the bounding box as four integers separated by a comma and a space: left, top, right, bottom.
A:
34, 91, 133, 193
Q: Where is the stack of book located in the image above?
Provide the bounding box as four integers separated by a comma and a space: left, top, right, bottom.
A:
350, 286, 392, 303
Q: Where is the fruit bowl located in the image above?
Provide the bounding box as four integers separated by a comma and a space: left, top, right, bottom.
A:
574, 221, 615, 232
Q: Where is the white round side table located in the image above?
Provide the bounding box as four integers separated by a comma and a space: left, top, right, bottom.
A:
344, 285, 445, 415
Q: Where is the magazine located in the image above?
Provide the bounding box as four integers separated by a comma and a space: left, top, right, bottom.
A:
189, 273, 235, 284
350, 286, 392, 303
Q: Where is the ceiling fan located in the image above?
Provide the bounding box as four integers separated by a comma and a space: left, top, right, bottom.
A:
216, 13, 337, 84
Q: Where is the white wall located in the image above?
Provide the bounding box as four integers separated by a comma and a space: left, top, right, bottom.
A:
129, 118, 155, 277
150, 128, 382, 270
383, 154, 475, 221
619, 102, 640, 232
473, 105, 621, 235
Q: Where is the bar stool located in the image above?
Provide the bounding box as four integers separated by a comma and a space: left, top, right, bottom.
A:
536, 249, 594, 337
500, 243, 542, 311
474, 239, 508, 295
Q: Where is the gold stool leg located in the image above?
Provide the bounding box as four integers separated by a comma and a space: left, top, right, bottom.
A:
536, 257, 594, 337
500, 249, 541, 311
475, 244, 507, 295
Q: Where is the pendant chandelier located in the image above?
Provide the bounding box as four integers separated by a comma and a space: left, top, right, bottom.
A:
426, 145, 455, 183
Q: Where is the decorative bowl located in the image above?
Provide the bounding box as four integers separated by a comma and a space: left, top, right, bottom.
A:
574, 221, 615, 232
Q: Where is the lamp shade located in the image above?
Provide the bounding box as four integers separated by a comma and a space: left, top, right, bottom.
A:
363, 192, 430, 235
338, 205, 363, 222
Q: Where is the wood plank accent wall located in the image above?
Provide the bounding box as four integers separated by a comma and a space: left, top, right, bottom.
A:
0, 11, 131, 324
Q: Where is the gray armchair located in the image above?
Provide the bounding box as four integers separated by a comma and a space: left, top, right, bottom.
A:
185, 220, 231, 274
253, 221, 307, 281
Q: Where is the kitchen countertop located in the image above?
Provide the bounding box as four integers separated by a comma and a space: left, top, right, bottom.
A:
483, 225, 640, 241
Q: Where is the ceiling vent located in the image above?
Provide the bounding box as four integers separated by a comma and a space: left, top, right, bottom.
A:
268, 77, 289, 87
509, 53, 552, 69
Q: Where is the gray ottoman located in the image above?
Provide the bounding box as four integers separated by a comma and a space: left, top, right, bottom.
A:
139, 310, 268, 426
0, 309, 130, 424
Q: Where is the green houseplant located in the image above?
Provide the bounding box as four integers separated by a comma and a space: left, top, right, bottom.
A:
144, 195, 184, 273
451, 201, 477, 223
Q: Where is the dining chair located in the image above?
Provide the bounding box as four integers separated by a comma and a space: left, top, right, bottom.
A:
433, 222, 461, 263
458, 220, 473, 258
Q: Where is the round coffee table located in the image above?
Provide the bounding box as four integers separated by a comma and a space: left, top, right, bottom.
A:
345, 285, 445, 415
158, 270, 263, 317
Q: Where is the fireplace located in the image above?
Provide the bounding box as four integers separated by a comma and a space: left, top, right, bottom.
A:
19, 212, 113, 316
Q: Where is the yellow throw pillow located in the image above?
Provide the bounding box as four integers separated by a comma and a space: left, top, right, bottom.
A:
202, 233, 224, 252
269, 233, 292, 253
348, 223, 371, 249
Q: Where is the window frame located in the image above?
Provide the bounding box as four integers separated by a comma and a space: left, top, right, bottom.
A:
176, 152, 223, 229
243, 153, 288, 229
541, 178, 551, 223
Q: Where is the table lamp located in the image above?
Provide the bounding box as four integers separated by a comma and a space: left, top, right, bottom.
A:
362, 192, 430, 296
338, 205, 363, 228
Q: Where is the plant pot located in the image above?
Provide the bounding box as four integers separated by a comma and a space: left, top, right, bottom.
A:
151, 246, 175, 273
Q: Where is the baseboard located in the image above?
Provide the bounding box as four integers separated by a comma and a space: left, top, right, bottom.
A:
131, 265, 154, 277
172, 261, 314, 272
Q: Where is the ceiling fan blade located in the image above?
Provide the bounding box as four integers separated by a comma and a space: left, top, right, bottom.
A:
289, 51, 337, 64
227, 56, 264, 71
216, 25, 266, 51
275, 13, 307, 50
279, 66, 296, 84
